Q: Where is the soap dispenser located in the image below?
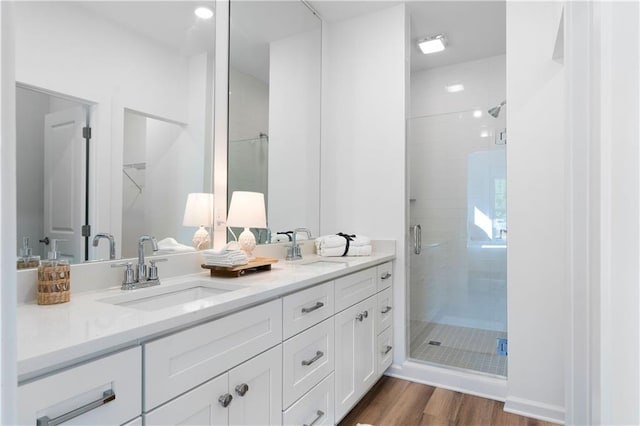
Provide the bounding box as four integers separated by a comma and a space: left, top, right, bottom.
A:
17, 236, 40, 269
37, 239, 70, 305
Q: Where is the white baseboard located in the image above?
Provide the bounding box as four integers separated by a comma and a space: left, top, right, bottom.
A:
386, 361, 507, 402
504, 397, 565, 425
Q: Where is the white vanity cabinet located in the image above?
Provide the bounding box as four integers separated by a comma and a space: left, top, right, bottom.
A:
17, 347, 141, 426
144, 345, 282, 426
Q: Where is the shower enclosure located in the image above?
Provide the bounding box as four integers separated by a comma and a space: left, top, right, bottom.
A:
408, 107, 507, 377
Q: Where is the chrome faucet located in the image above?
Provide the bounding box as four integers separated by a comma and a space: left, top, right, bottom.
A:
137, 235, 158, 282
286, 228, 311, 261
92, 233, 116, 260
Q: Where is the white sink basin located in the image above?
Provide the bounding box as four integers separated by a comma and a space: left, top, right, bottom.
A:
99, 280, 247, 311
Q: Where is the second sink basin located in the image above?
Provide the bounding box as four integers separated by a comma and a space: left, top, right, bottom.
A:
99, 280, 247, 311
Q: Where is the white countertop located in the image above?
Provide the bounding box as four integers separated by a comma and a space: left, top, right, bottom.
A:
17, 252, 394, 382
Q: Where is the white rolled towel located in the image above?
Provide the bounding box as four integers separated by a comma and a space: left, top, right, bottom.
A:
315, 234, 371, 250
157, 237, 196, 254
318, 245, 372, 257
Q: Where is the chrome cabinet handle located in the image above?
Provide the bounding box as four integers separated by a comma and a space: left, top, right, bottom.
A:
218, 393, 233, 407
301, 350, 324, 366
381, 272, 392, 280
36, 390, 115, 426
383, 345, 393, 355
356, 310, 369, 321
381, 306, 392, 314
410, 224, 422, 255
303, 410, 325, 426
235, 383, 249, 396
301, 301, 324, 314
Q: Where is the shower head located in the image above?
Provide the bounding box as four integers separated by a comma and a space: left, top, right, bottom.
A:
488, 100, 506, 118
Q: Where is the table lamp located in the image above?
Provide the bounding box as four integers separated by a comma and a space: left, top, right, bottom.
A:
226, 191, 266, 260
182, 193, 214, 250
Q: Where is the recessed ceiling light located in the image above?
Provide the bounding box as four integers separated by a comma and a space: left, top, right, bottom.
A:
445, 84, 464, 93
417, 34, 447, 55
473, 110, 483, 118
195, 7, 214, 19
480, 130, 490, 138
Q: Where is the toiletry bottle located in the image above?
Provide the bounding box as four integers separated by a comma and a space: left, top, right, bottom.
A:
37, 239, 71, 305
17, 236, 40, 269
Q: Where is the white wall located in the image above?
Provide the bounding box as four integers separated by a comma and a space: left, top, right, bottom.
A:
505, 2, 565, 422
269, 28, 321, 236
0, 1, 18, 421
15, 87, 47, 258
321, 4, 407, 361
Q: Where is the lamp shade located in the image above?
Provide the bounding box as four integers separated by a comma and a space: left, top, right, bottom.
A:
183, 193, 214, 227
227, 191, 266, 228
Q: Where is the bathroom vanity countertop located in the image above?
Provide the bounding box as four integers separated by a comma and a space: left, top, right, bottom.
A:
16, 252, 394, 382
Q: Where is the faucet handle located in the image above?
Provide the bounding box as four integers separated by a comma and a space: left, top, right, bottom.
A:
148, 258, 168, 281
111, 262, 135, 288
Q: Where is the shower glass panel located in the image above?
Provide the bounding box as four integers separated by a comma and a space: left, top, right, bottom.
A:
408, 109, 507, 377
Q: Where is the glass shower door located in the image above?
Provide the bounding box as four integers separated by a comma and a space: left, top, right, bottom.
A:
408, 109, 507, 377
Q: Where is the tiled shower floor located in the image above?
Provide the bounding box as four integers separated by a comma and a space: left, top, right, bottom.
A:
410, 321, 507, 377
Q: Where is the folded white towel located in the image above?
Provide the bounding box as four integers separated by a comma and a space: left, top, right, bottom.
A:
315, 234, 371, 250
271, 234, 291, 244
202, 242, 248, 266
157, 237, 196, 253
318, 245, 372, 257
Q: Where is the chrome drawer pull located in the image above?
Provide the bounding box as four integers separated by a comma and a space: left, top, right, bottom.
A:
301, 301, 324, 314
218, 393, 233, 407
383, 345, 393, 355
356, 310, 369, 322
302, 350, 324, 366
303, 410, 325, 426
381, 306, 392, 314
381, 272, 392, 280
36, 390, 116, 426
235, 383, 249, 396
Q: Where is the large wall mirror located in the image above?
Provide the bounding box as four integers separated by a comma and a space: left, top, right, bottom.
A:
14, 1, 215, 266
227, 1, 321, 244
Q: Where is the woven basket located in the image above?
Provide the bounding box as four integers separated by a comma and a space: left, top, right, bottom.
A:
37, 264, 70, 305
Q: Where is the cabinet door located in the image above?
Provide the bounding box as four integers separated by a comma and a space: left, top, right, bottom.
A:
17, 347, 141, 426
144, 373, 228, 426
228, 345, 282, 426
334, 295, 377, 421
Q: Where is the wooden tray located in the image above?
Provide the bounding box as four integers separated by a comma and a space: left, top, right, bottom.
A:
201, 257, 278, 278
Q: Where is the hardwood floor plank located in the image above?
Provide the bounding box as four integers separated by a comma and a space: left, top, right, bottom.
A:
339, 376, 410, 426
376, 382, 435, 426
455, 394, 500, 425
423, 388, 464, 423
419, 413, 454, 426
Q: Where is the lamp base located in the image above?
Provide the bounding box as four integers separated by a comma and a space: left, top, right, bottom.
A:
192, 225, 211, 250
238, 227, 257, 260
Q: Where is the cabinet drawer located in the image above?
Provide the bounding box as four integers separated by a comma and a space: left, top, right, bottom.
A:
377, 262, 393, 291
283, 373, 334, 426
377, 326, 393, 375
283, 318, 334, 408
376, 286, 393, 333
283, 281, 334, 339
144, 299, 282, 410
334, 267, 377, 312
144, 371, 228, 426
18, 347, 141, 426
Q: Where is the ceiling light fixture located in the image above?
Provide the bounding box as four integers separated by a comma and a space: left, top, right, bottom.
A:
473, 110, 483, 118
194, 6, 214, 19
445, 84, 464, 93
417, 34, 447, 54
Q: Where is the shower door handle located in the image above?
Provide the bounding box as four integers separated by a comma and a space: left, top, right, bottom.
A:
411, 225, 422, 255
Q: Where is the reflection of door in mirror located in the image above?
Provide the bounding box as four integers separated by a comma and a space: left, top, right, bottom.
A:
16, 86, 90, 266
